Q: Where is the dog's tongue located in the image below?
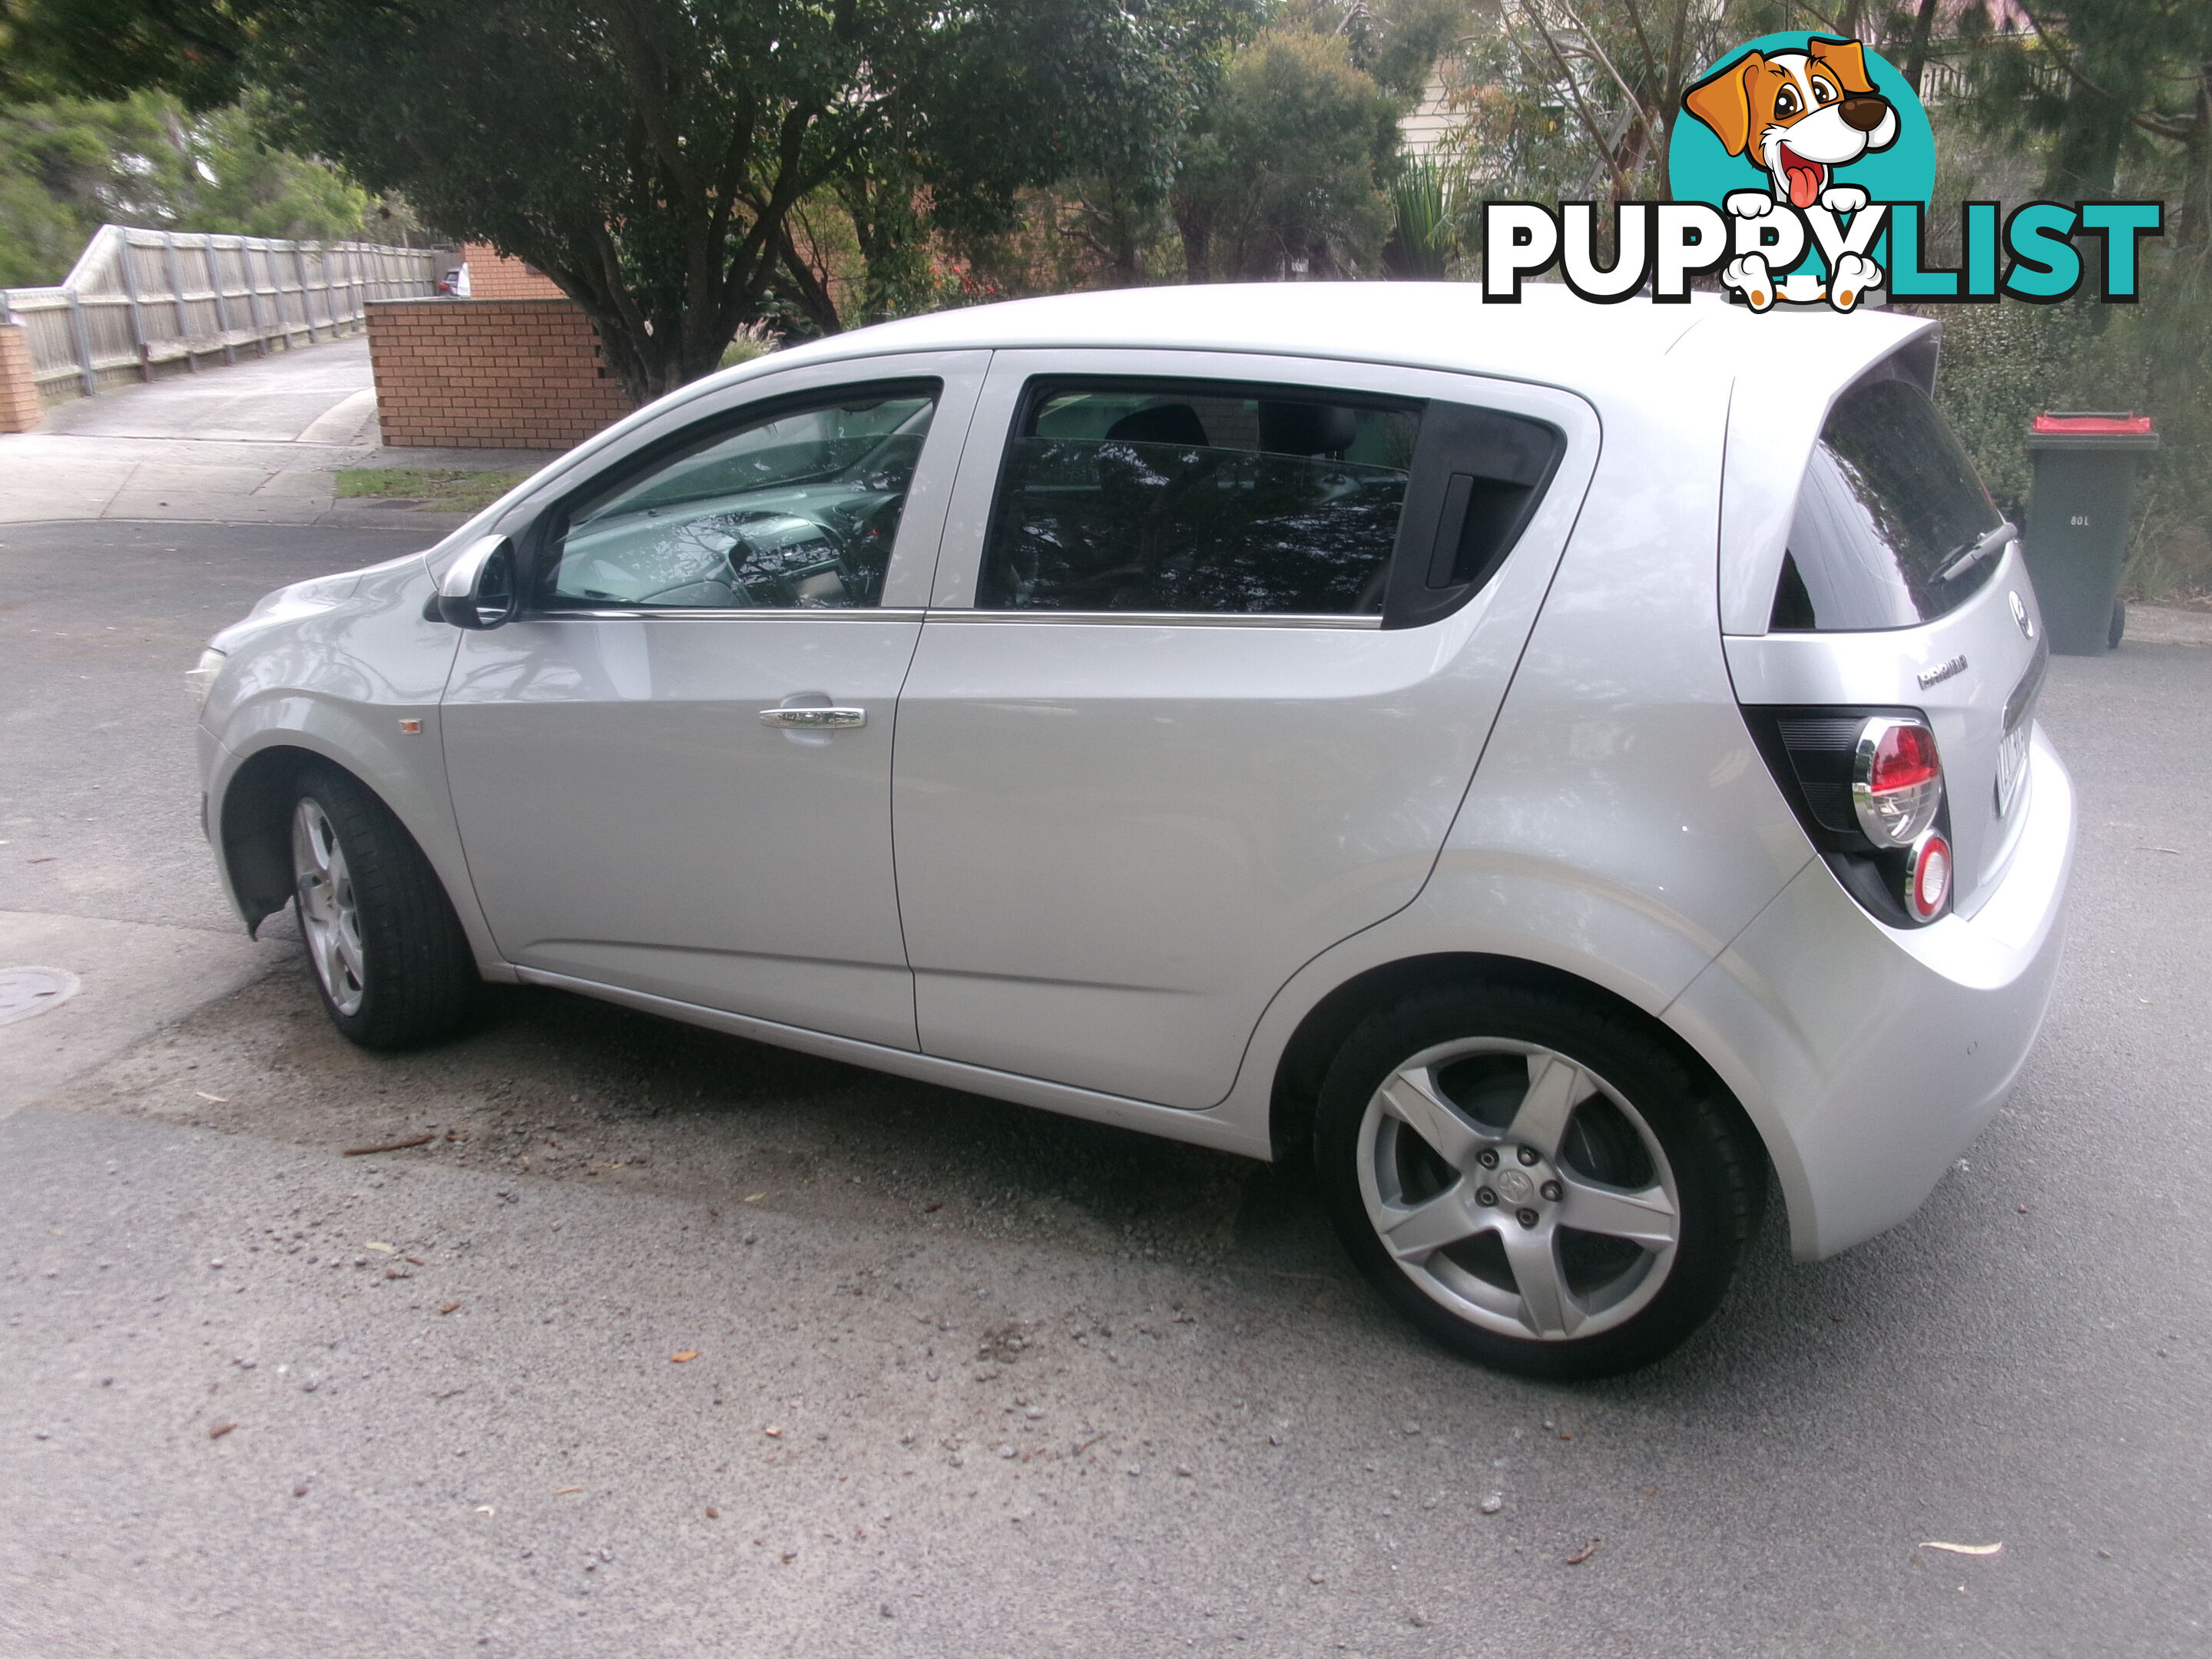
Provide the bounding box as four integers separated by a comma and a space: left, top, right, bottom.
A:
1783, 152, 1823, 209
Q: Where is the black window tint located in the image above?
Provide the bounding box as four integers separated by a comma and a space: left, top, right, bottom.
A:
1775, 376, 2005, 631
979, 382, 1421, 615
546, 386, 935, 611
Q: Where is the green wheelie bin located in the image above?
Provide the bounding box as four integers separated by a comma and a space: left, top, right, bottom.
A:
2022, 411, 2158, 654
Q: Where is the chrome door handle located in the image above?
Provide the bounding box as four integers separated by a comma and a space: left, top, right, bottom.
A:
759, 706, 866, 730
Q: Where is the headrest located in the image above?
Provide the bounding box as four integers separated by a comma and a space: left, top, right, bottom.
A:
1104, 403, 1210, 447
1257, 400, 1359, 457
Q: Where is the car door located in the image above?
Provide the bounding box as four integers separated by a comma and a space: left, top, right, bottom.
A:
441, 352, 987, 1049
891, 349, 1600, 1108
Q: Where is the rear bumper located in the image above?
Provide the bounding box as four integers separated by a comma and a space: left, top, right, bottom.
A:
1668, 724, 2074, 1260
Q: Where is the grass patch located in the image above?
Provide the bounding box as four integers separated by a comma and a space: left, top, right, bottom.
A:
335, 467, 530, 512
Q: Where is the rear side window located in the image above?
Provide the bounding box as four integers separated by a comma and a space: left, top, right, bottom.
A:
978, 381, 1422, 614
1770, 376, 2006, 632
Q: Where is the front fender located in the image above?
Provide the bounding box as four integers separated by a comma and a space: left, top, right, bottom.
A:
198, 559, 508, 979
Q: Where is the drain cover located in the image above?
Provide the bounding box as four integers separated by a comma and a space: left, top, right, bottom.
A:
0, 966, 81, 1027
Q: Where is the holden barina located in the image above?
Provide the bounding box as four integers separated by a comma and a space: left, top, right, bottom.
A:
192, 285, 2071, 1378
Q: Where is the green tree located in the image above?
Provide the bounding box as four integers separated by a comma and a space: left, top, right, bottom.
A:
265, 0, 1242, 402
1174, 25, 1401, 280
0, 91, 366, 286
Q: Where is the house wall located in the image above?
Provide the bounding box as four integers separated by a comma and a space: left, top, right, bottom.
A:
366, 297, 631, 450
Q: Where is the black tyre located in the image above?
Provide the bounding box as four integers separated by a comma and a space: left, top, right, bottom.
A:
1313, 979, 1763, 1379
290, 764, 478, 1049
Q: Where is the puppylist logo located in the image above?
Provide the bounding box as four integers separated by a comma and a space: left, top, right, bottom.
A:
1480, 31, 2164, 310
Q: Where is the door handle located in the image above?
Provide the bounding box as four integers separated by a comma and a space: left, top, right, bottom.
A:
759, 706, 866, 730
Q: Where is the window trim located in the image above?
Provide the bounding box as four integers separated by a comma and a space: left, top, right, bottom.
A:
517, 374, 947, 619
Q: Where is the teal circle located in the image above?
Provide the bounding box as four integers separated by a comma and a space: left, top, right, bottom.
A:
1667, 32, 1935, 214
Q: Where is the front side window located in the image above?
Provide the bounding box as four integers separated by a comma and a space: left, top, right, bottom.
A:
1772, 376, 2006, 631
978, 380, 1422, 615
545, 383, 938, 611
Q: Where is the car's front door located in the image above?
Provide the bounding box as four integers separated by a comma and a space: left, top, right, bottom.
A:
890, 350, 1600, 1108
442, 353, 986, 1049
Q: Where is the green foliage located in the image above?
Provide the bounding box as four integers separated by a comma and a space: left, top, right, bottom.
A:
1174, 25, 1400, 280
220, 0, 1242, 402
0, 0, 254, 111
716, 323, 778, 372
0, 91, 367, 286
1384, 153, 1461, 277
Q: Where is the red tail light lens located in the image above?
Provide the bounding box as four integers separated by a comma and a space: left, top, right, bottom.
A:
1909, 831, 1952, 922
1853, 717, 1944, 846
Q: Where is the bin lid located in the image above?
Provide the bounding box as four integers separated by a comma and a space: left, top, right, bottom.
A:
2028, 410, 2159, 449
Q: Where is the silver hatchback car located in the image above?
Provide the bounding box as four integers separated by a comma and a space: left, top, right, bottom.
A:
194, 285, 2072, 1377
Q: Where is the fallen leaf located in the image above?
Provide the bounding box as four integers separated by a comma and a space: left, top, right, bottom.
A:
406, 1256, 424, 1266
706, 1507, 720, 1519
764, 1426, 783, 1438
1920, 1541, 2002, 1556
27, 856, 55, 864
1565, 1536, 1601, 1565
475, 1506, 495, 1516
194, 1091, 227, 1104
554, 1486, 582, 1496
365, 1242, 398, 1254
209, 1422, 237, 1440
671, 1350, 699, 1363
743, 1192, 766, 1203
439, 1302, 461, 1315
922, 1202, 943, 1214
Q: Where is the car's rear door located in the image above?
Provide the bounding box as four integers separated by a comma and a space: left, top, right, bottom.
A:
1725, 365, 2047, 916
889, 349, 1600, 1108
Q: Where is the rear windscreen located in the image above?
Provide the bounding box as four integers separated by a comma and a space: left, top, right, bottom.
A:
1770, 376, 2006, 632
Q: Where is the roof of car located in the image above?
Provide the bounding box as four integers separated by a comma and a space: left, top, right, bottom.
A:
762, 280, 1929, 397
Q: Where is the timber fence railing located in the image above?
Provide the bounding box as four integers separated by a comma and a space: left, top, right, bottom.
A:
0, 224, 442, 406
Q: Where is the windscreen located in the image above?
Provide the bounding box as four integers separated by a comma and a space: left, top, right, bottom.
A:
1771, 376, 2007, 631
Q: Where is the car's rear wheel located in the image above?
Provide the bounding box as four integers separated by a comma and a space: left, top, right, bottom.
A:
1314, 980, 1762, 1379
290, 765, 478, 1049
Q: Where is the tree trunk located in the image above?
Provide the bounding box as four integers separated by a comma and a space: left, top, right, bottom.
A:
1902, 0, 1941, 95
2040, 52, 2133, 202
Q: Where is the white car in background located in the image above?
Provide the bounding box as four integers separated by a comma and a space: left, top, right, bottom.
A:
190, 285, 2072, 1377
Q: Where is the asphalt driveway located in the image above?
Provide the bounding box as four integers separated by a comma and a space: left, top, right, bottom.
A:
2, 521, 2208, 1657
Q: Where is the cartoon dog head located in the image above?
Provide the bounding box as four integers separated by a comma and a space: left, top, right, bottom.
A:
1681, 37, 1899, 210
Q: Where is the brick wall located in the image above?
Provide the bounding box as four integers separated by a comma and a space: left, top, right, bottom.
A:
459, 241, 565, 300
0, 325, 41, 433
366, 298, 633, 450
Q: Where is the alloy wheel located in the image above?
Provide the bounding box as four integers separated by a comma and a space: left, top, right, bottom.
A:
1355, 1038, 1681, 1341
293, 797, 367, 1018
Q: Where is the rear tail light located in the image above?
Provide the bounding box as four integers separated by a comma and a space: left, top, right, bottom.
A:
1853, 717, 1942, 846
1743, 706, 1952, 928
1908, 832, 1951, 922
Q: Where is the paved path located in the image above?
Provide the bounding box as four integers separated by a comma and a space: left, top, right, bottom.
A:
2, 520, 2209, 1657
0, 338, 560, 528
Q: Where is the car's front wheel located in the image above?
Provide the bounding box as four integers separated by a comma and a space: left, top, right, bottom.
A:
1314, 980, 1762, 1379
290, 765, 478, 1049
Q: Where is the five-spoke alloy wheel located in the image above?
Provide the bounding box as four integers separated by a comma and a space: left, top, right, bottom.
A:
286, 765, 480, 1050
1316, 979, 1763, 1379
293, 796, 368, 1018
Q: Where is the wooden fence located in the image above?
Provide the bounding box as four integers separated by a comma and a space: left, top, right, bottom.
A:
0, 224, 442, 406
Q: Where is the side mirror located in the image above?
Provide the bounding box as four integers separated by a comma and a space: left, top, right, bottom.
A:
435, 535, 518, 630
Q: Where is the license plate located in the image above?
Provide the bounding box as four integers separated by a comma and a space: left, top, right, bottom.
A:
1995, 720, 2030, 816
